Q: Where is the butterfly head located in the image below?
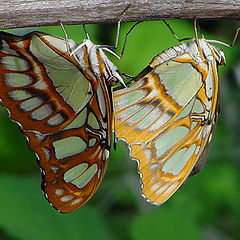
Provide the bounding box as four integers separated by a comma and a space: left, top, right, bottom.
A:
199, 38, 227, 66
187, 38, 226, 66
210, 45, 226, 66
71, 39, 125, 87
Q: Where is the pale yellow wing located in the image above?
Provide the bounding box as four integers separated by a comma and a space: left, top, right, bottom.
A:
114, 46, 220, 204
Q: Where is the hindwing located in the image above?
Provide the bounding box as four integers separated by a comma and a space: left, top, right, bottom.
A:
113, 39, 223, 205
0, 31, 122, 212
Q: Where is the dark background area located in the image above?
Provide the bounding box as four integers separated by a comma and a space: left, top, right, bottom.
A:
0, 19, 240, 240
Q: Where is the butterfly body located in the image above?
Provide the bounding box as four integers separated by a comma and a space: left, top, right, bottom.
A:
0, 31, 123, 212
114, 38, 224, 205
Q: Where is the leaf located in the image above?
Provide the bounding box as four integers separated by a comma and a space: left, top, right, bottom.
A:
130, 207, 201, 240
0, 111, 36, 174
0, 175, 110, 240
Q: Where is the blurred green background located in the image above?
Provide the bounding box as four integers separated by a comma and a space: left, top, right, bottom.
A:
0, 19, 240, 240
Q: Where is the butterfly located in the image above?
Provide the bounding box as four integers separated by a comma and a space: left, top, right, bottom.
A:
113, 21, 238, 205
0, 27, 125, 213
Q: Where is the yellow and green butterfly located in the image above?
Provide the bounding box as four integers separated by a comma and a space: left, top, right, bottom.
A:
113, 20, 239, 205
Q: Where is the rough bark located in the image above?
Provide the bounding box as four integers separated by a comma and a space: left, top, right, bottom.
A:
1, 0, 240, 30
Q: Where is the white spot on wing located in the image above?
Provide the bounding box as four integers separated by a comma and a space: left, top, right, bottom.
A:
88, 112, 100, 129
148, 112, 172, 132
51, 165, 60, 173
1, 56, 29, 71
53, 136, 87, 160
71, 198, 83, 205
19, 97, 44, 112
55, 189, 64, 196
89, 138, 97, 147
144, 148, 152, 162
30, 103, 54, 120
1, 40, 19, 56
8, 89, 33, 101
195, 145, 201, 155
64, 163, 88, 182
153, 126, 189, 159
47, 112, 66, 126
60, 195, 73, 202
4, 73, 33, 87
150, 183, 161, 191
114, 90, 147, 112
162, 144, 196, 175
155, 184, 170, 195
69, 163, 98, 188
205, 64, 213, 99
64, 108, 87, 130
135, 106, 163, 130
97, 169, 102, 179
103, 149, 109, 161
42, 147, 51, 160
164, 182, 179, 195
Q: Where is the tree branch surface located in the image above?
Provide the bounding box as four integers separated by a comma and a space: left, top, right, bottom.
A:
1, 0, 240, 30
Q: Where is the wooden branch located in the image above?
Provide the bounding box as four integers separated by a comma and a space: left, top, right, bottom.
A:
1, 0, 240, 30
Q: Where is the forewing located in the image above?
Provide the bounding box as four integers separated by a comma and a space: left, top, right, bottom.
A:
0, 31, 94, 134
114, 55, 202, 145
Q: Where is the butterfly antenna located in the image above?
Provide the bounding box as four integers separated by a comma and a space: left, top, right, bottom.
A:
162, 20, 192, 42
119, 21, 143, 58
229, 25, 240, 47
207, 25, 240, 48
59, 21, 71, 55
113, 5, 131, 50
105, 4, 131, 51
83, 24, 90, 40
98, 4, 138, 60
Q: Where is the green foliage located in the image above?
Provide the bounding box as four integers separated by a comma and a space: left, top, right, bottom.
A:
0, 19, 240, 240
130, 207, 202, 240
0, 175, 109, 240
0, 111, 36, 174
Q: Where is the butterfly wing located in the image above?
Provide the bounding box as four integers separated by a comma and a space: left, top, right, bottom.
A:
0, 31, 94, 134
114, 42, 220, 204
0, 31, 115, 212
25, 81, 112, 213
